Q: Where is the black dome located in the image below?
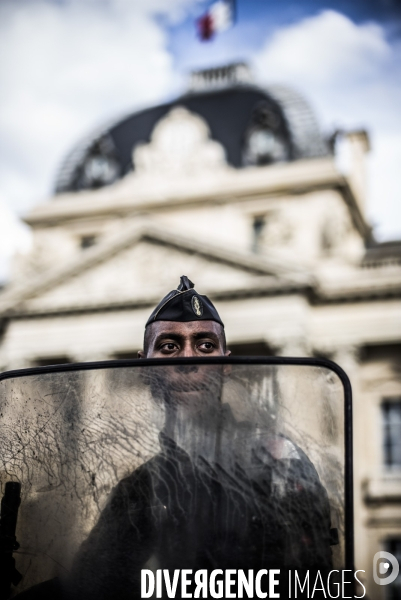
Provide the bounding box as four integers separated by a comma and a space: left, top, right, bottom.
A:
54, 82, 329, 195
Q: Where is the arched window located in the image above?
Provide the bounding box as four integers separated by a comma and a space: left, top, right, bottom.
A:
243, 101, 291, 166
77, 135, 121, 190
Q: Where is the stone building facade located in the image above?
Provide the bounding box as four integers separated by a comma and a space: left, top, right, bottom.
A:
0, 64, 400, 598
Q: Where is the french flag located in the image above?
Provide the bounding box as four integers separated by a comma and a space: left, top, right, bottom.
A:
197, 0, 235, 41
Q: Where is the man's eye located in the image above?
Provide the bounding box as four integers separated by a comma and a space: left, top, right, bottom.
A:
198, 342, 215, 350
160, 343, 178, 351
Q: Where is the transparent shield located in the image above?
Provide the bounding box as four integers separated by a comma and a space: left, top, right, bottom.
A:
0, 359, 351, 599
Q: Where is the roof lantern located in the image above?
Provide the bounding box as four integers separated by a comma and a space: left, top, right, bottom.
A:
188, 62, 253, 93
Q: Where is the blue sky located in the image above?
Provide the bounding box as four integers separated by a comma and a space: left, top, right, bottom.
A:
166, 0, 401, 67
0, 0, 400, 281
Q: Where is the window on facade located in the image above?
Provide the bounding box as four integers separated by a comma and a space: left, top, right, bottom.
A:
382, 399, 401, 468
80, 235, 97, 250
252, 216, 265, 253
79, 135, 121, 191
385, 538, 401, 599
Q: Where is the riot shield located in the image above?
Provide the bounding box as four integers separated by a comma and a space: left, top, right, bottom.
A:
0, 358, 352, 599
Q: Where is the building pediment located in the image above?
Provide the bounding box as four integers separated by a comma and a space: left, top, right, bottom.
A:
0, 223, 309, 317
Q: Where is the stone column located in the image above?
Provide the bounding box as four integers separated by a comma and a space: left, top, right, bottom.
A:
271, 336, 311, 357
332, 344, 359, 378
70, 351, 112, 363
345, 130, 370, 214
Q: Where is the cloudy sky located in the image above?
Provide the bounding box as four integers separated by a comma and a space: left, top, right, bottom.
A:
0, 0, 400, 282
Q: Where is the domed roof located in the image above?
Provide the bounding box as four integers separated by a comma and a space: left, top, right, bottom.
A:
54, 65, 329, 195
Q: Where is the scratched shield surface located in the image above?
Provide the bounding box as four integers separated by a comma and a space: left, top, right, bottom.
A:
0, 362, 348, 596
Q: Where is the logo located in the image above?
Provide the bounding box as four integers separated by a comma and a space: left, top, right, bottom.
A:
191, 295, 203, 317
373, 551, 399, 586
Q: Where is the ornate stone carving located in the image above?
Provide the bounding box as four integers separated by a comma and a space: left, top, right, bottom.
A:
264, 211, 293, 246
133, 107, 228, 177
253, 211, 293, 252
320, 211, 350, 255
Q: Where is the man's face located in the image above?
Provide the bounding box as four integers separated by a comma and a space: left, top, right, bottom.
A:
138, 320, 230, 359
138, 321, 231, 413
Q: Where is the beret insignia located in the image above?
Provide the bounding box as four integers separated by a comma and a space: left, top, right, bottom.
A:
191, 295, 203, 317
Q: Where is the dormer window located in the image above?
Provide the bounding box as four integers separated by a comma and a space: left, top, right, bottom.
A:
243, 101, 291, 167
247, 129, 277, 164
83, 155, 119, 188
244, 126, 289, 166
78, 134, 121, 191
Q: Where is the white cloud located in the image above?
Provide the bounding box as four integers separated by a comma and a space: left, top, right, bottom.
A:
254, 11, 390, 86
0, 0, 202, 283
253, 10, 401, 240
0, 0, 198, 215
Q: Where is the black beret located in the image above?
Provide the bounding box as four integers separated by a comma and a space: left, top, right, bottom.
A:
145, 276, 224, 328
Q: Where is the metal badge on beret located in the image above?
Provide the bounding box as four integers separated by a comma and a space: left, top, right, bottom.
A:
191, 295, 203, 317
145, 276, 224, 327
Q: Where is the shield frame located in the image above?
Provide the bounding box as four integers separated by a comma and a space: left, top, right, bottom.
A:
0, 356, 353, 574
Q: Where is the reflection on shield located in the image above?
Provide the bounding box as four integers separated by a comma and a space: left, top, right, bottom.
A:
0, 358, 352, 599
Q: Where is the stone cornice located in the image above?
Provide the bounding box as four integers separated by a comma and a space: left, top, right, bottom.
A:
312, 282, 401, 304
24, 158, 371, 240
3, 278, 310, 319
313, 273, 401, 303
1, 271, 400, 320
